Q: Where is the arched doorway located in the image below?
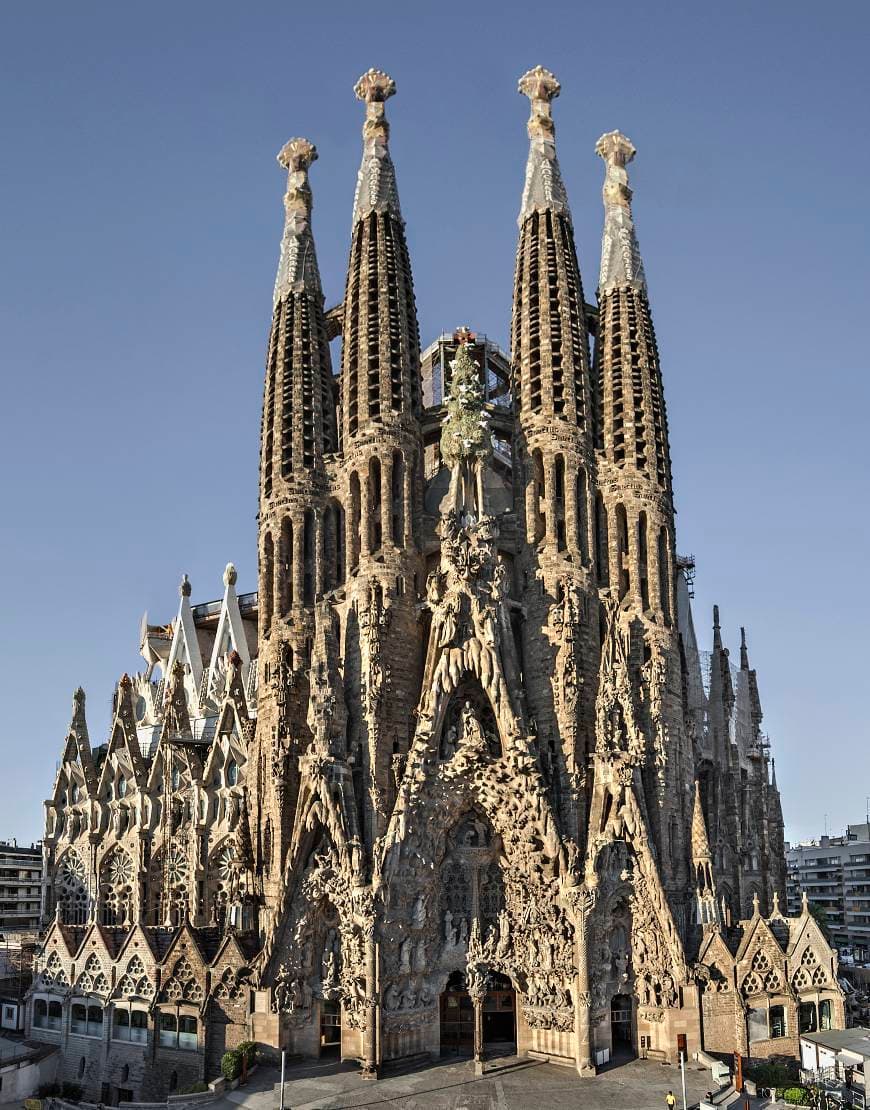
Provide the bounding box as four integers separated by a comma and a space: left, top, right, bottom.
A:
483, 972, 516, 1052
440, 971, 474, 1055
610, 993, 634, 1057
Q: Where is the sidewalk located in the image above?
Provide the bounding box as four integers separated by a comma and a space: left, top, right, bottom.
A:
211, 1054, 736, 1109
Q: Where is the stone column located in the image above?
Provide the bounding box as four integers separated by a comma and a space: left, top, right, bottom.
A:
468, 974, 486, 1076
360, 474, 371, 558
402, 455, 414, 547
570, 886, 596, 1076
544, 454, 558, 548
565, 461, 580, 558
361, 922, 379, 1079
291, 511, 304, 609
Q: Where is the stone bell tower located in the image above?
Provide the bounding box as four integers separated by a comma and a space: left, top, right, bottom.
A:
255, 137, 338, 913
510, 66, 599, 845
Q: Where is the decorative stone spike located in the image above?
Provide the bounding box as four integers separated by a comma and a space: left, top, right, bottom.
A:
517, 65, 570, 224
596, 130, 646, 292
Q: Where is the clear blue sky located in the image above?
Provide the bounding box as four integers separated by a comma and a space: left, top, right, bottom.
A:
1, 1, 867, 846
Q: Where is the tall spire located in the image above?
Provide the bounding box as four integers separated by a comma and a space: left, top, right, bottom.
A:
352, 69, 401, 224
512, 66, 592, 441
740, 625, 750, 670
273, 138, 322, 303
341, 69, 421, 441
593, 130, 672, 506
692, 780, 720, 926
260, 135, 336, 505
596, 130, 646, 293
517, 66, 570, 225
713, 604, 723, 650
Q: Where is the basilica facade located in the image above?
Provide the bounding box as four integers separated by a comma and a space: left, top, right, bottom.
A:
28, 68, 843, 1099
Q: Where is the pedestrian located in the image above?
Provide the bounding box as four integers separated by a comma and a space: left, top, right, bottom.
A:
666, 1092, 676, 1108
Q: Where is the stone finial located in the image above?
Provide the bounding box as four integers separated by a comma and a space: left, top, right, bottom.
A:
517, 66, 570, 224
180, 574, 192, 598
352, 69, 401, 223
752, 890, 760, 914
772, 890, 781, 915
354, 68, 396, 105
277, 137, 317, 173
596, 130, 645, 291
597, 131, 635, 210
224, 562, 238, 588
274, 136, 322, 302
518, 66, 560, 140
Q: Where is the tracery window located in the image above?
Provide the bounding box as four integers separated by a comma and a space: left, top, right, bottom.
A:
54, 850, 89, 925
99, 847, 135, 926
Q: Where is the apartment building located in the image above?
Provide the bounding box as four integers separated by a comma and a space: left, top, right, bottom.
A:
0, 841, 42, 933
787, 824, 870, 962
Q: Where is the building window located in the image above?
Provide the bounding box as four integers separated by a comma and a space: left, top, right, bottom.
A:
799, 1001, 818, 1033
78, 1057, 85, 1079
158, 1012, 197, 1050
819, 1000, 832, 1030
226, 761, 239, 787
114, 1007, 148, 1044
33, 999, 47, 1028
769, 1005, 787, 1038
71, 1002, 104, 1038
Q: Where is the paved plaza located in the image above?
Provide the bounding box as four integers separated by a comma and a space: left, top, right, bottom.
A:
214, 1056, 754, 1110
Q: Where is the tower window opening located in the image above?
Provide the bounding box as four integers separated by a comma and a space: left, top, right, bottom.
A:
576, 468, 589, 564
303, 509, 315, 605
616, 503, 630, 601
595, 493, 609, 587
280, 517, 293, 614
369, 456, 382, 553
638, 511, 650, 610
262, 533, 274, 633
349, 472, 361, 570
391, 449, 404, 544
658, 526, 671, 625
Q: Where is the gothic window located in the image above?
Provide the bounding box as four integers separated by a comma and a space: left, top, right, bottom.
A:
226, 760, 239, 786
658, 527, 671, 625
369, 456, 382, 553
391, 449, 404, 544
479, 862, 505, 926
349, 472, 361, 570
99, 847, 134, 927
615, 503, 630, 600
262, 532, 274, 633
576, 467, 589, 563
207, 841, 239, 928
554, 454, 566, 551
530, 450, 545, 545
280, 517, 293, 614
595, 493, 609, 586
638, 511, 649, 609
55, 850, 89, 925
303, 508, 315, 605
820, 999, 832, 1029
442, 859, 471, 921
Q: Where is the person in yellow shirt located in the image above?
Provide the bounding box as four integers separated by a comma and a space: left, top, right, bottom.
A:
666, 1092, 677, 1108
